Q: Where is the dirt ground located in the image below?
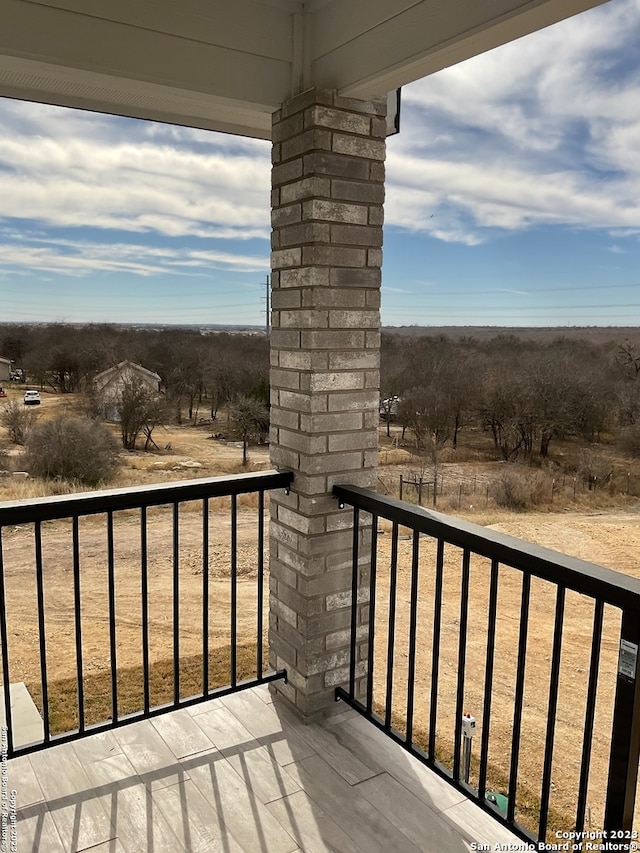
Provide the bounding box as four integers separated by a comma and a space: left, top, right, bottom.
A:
1, 392, 639, 832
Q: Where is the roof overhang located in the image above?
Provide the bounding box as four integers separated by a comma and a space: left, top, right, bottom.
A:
0, 0, 610, 138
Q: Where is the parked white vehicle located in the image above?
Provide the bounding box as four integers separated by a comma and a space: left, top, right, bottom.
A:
23, 390, 41, 406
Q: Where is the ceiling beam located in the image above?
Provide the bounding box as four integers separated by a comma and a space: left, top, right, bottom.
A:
311, 0, 611, 99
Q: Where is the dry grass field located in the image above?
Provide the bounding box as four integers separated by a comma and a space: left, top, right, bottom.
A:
1, 386, 640, 833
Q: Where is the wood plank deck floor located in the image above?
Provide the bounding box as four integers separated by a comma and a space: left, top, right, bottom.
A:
8, 685, 522, 852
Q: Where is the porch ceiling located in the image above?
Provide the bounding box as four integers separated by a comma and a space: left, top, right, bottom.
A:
0, 0, 609, 138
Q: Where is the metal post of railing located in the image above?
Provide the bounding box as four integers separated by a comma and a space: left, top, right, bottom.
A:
461, 713, 476, 783
604, 609, 640, 829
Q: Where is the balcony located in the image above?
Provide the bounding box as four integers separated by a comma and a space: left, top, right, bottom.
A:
1, 471, 639, 851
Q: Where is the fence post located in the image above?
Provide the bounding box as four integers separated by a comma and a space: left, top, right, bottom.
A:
399, 475, 403, 501
604, 610, 640, 829
573, 477, 577, 501
418, 477, 423, 506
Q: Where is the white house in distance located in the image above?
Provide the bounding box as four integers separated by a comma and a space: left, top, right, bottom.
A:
0, 358, 11, 383
94, 360, 162, 421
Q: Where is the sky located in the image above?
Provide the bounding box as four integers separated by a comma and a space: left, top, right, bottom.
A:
1, 0, 640, 328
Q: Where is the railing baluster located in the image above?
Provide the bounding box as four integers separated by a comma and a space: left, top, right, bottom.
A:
331, 483, 640, 843
0, 471, 291, 759
385, 520, 399, 730
453, 548, 470, 781
366, 516, 378, 715
429, 538, 445, 762
349, 508, 360, 697
604, 608, 640, 830
173, 502, 180, 706
107, 510, 118, 723
72, 516, 84, 733
405, 529, 420, 746
231, 494, 237, 688
538, 585, 566, 838
478, 558, 499, 801
34, 521, 49, 744
575, 599, 603, 831
0, 530, 14, 755
203, 497, 209, 695
141, 506, 150, 715
256, 491, 264, 680
507, 571, 531, 823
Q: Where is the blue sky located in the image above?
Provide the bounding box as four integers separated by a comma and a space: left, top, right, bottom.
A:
1, 0, 640, 328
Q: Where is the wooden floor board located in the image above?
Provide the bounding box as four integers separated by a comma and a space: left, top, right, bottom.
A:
84, 752, 186, 853
285, 754, 421, 853
9, 687, 524, 852
182, 751, 299, 852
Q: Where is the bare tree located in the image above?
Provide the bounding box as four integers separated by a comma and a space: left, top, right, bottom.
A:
115, 380, 163, 451
0, 401, 38, 444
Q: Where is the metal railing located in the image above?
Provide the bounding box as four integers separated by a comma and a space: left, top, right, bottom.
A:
0, 470, 292, 758
333, 484, 640, 839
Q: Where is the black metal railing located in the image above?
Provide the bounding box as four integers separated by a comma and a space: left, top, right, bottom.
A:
0, 470, 292, 758
334, 484, 640, 839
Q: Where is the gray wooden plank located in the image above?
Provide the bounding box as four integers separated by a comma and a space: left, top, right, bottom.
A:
219, 693, 318, 766
336, 714, 467, 811
257, 727, 317, 768
73, 730, 122, 765
356, 772, 470, 852
222, 742, 302, 804
289, 719, 379, 785
221, 688, 295, 739
84, 752, 187, 853
151, 707, 216, 759
285, 755, 421, 853
252, 683, 275, 705
440, 798, 522, 848
266, 789, 364, 853
183, 751, 299, 852
152, 779, 246, 853
26, 743, 114, 852
15, 806, 66, 853
191, 705, 259, 752
6, 755, 44, 808
324, 707, 359, 726
114, 719, 190, 790
77, 838, 127, 852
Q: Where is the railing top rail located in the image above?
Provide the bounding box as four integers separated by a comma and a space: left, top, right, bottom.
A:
334, 484, 640, 612
0, 469, 293, 525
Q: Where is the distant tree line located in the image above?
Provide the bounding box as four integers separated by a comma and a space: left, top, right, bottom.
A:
5, 323, 640, 464
381, 332, 640, 461
0, 324, 269, 420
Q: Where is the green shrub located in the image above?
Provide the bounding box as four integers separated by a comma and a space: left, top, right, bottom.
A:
25, 416, 119, 486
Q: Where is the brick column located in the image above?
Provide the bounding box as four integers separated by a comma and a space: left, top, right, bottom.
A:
269, 89, 386, 720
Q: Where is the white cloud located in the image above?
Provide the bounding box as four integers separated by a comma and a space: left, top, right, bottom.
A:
0, 233, 268, 277
386, 0, 640, 243
0, 103, 271, 241
1, 0, 640, 281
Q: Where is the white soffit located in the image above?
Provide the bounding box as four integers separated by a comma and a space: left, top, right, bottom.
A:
0, 0, 610, 138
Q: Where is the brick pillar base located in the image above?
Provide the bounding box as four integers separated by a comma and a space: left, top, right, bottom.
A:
268, 88, 386, 720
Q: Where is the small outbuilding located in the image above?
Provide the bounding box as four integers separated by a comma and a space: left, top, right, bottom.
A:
94, 361, 161, 421
0, 358, 11, 383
